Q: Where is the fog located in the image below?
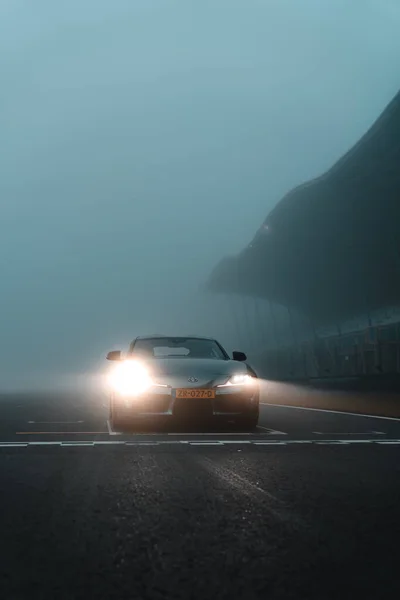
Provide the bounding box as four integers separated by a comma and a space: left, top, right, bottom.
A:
1, 0, 399, 387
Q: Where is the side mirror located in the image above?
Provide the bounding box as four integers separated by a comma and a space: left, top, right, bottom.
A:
106, 350, 122, 361
232, 350, 247, 362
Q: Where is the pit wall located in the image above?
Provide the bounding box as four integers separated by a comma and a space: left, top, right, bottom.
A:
251, 321, 400, 418
252, 321, 400, 381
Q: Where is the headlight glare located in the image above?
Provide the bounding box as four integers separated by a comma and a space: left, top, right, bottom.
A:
218, 373, 254, 387
109, 360, 153, 396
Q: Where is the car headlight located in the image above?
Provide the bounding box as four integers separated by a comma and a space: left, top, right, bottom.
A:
217, 373, 254, 387
108, 360, 154, 396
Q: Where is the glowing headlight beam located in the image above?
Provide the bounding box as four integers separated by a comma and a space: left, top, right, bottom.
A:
217, 374, 254, 387
108, 360, 154, 396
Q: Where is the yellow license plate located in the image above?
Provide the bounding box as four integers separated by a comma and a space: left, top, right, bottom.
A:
176, 389, 215, 399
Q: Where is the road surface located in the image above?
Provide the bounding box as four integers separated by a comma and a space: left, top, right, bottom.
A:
1, 382, 400, 599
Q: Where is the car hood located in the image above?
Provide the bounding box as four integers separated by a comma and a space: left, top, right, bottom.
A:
142, 357, 247, 386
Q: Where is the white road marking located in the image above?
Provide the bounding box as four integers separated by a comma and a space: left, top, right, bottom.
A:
312, 431, 386, 435
106, 419, 121, 436
188, 441, 224, 446
315, 441, 345, 445
376, 441, 400, 445
27, 421, 84, 424
253, 441, 287, 445
72, 431, 257, 436
330, 439, 373, 443
126, 441, 162, 445
0, 443, 28, 447
61, 441, 95, 446
262, 402, 400, 422
166, 432, 258, 436
1, 439, 400, 448
28, 441, 64, 445
257, 426, 287, 435
105, 429, 282, 437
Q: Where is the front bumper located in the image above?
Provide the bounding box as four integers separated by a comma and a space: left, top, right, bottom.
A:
111, 384, 259, 418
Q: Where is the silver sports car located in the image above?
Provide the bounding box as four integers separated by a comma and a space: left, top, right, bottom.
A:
106, 335, 260, 430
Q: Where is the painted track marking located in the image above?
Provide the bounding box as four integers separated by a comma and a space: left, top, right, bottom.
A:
105, 423, 287, 437
27, 421, 84, 424
262, 402, 400, 422
16, 431, 108, 435
1, 439, 400, 448
257, 426, 287, 435
312, 431, 386, 435
106, 420, 120, 436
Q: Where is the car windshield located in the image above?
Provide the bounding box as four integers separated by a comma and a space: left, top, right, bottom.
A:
131, 337, 227, 359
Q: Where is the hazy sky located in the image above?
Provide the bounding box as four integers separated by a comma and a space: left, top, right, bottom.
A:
0, 0, 399, 383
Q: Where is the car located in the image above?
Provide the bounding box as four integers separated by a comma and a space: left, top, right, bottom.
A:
106, 335, 260, 430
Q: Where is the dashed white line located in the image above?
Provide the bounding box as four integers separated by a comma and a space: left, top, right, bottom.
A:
0, 439, 399, 448
331, 439, 373, 443
315, 441, 346, 445
312, 431, 386, 436
253, 441, 287, 445
93, 441, 126, 445
106, 426, 280, 437
61, 441, 95, 446
189, 441, 224, 446
27, 421, 84, 424
0, 443, 28, 447
125, 441, 161, 446
28, 441, 63, 446
167, 432, 259, 436
377, 441, 400, 445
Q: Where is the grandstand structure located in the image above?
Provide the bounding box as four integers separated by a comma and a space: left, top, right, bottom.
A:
206, 90, 400, 382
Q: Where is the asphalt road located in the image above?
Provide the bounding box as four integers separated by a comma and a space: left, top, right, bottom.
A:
1, 382, 400, 599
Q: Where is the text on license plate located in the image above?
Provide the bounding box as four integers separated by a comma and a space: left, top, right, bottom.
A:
176, 389, 215, 399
